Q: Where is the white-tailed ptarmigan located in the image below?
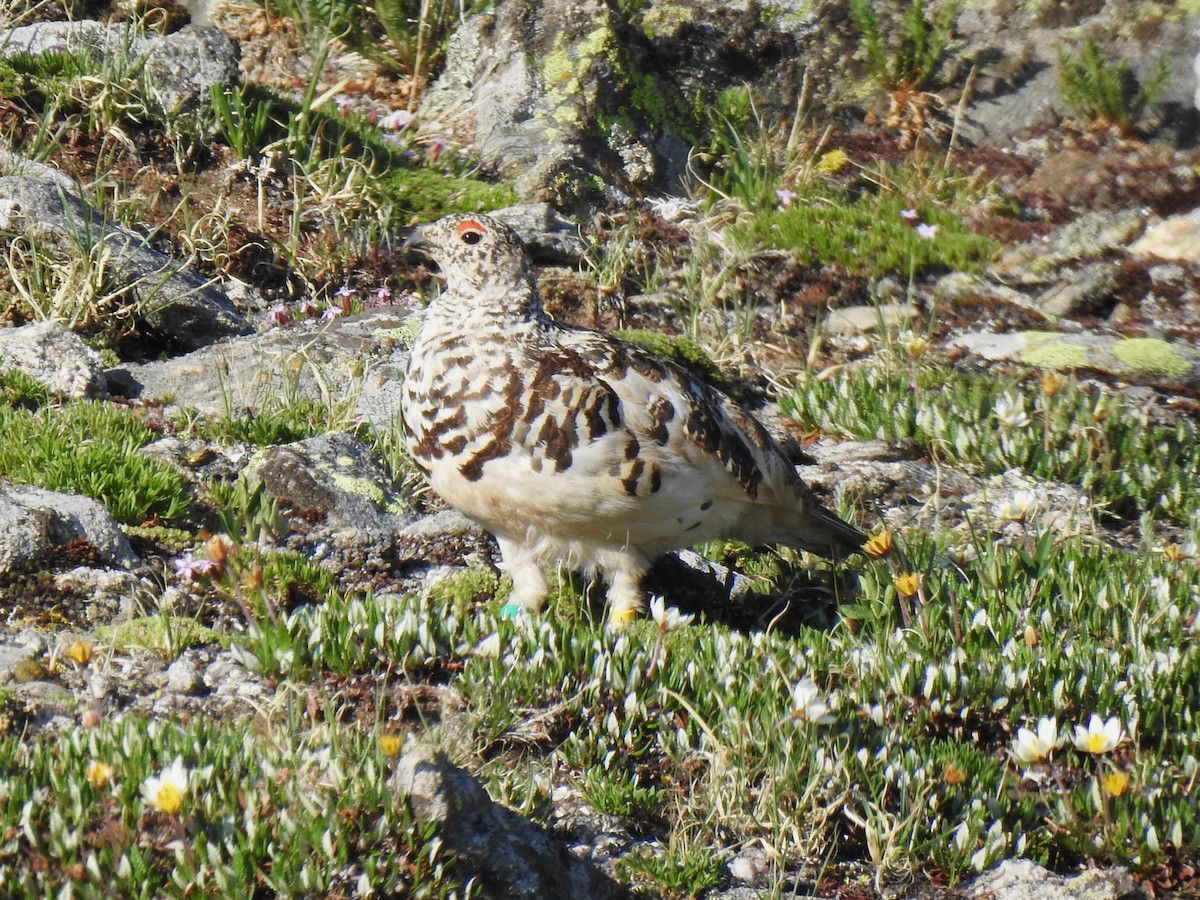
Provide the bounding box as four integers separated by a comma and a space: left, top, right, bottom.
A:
401, 213, 866, 622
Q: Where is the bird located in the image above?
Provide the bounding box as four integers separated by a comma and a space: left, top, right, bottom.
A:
400, 213, 866, 623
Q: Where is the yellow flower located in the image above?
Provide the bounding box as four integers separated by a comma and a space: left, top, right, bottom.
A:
863, 529, 893, 558
1041, 371, 1065, 397
942, 763, 968, 785
378, 734, 403, 757
141, 757, 189, 815
894, 572, 923, 598
1072, 714, 1124, 755
86, 760, 114, 790
815, 149, 850, 175
66, 640, 93, 667
898, 331, 929, 361
1101, 770, 1130, 797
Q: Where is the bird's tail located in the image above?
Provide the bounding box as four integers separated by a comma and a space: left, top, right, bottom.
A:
792, 504, 868, 559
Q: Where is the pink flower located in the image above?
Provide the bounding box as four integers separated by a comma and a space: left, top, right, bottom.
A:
900, 208, 919, 223
775, 188, 797, 208
322, 305, 344, 321
381, 109, 413, 130
371, 285, 393, 307
174, 551, 219, 582
916, 223, 939, 240
265, 303, 290, 327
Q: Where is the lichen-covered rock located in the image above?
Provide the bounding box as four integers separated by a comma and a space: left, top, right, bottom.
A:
419, 0, 692, 206
967, 858, 1136, 899
950, 330, 1199, 387
0, 321, 108, 398
244, 432, 417, 573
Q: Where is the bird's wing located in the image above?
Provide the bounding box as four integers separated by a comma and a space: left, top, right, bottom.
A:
539, 328, 797, 503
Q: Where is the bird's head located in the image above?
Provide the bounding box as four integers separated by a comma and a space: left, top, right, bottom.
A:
404, 214, 532, 299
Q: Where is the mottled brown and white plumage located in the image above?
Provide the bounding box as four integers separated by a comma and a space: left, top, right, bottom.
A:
400, 213, 865, 621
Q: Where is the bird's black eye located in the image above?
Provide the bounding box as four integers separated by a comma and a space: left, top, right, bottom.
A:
455, 220, 486, 245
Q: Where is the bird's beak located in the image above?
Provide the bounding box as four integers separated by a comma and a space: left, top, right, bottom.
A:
403, 225, 428, 253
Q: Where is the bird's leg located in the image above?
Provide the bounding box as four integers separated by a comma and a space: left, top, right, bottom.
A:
604, 552, 650, 625
495, 536, 549, 613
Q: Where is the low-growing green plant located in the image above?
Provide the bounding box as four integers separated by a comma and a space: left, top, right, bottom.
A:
0, 718, 469, 896
1058, 37, 1171, 136
848, 0, 962, 145
781, 362, 1200, 522
582, 767, 666, 819
740, 193, 994, 276
0, 401, 191, 523
849, 0, 959, 94
208, 81, 280, 159
621, 846, 724, 898
0, 369, 50, 409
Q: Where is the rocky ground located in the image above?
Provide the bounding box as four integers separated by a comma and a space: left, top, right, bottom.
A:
0, 0, 1199, 897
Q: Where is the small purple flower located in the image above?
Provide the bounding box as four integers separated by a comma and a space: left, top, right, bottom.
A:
381, 109, 413, 130
174, 551, 218, 582
371, 285, 393, 307
900, 208, 919, 223
322, 305, 344, 321
265, 303, 290, 327
333, 94, 353, 115
775, 188, 797, 209
334, 284, 355, 300
916, 222, 939, 240
297, 297, 320, 318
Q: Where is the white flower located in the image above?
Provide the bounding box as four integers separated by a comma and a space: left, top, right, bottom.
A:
789, 676, 836, 725
1073, 714, 1125, 754
1011, 716, 1058, 764
994, 393, 1031, 429
141, 757, 190, 814
998, 490, 1038, 523
649, 595, 694, 632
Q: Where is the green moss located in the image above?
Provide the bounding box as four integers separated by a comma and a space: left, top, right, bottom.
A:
1110, 338, 1191, 377
1017, 339, 1090, 370
98, 615, 220, 658
427, 569, 501, 609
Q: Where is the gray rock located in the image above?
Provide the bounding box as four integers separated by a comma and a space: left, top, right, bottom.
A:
394, 746, 631, 899
53, 567, 144, 625
245, 432, 417, 570
142, 25, 239, 116
0, 176, 252, 351
0, 321, 108, 398
419, 0, 690, 206
967, 858, 1138, 899
1037, 261, 1121, 319
165, 650, 208, 695
110, 307, 412, 420
0, 483, 138, 574
823, 304, 918, 335
990, 210, 1148, 284
0, 20, 238, 117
